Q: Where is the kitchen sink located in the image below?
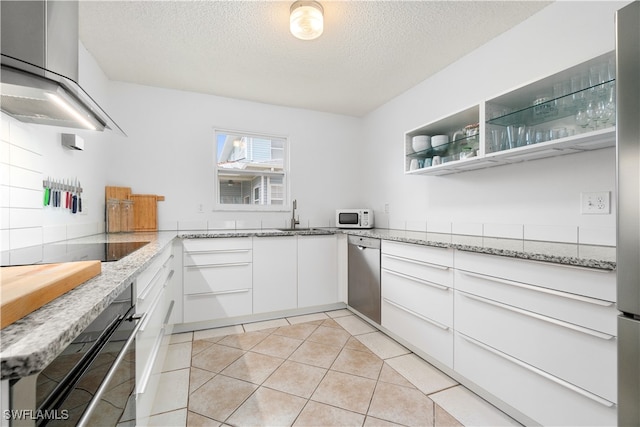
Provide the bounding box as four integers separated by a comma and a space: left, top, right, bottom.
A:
277, 228, 312, 232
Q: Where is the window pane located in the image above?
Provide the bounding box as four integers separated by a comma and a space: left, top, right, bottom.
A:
215, 131, 287, 207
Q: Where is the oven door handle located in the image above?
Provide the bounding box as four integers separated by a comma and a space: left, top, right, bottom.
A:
76, 312, 147, 427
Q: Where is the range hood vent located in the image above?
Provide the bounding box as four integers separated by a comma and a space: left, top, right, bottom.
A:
0, 1, 125, 135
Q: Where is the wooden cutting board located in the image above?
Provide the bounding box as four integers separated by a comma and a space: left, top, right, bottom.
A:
131, 194, 164, 231
1, 261, 101, 328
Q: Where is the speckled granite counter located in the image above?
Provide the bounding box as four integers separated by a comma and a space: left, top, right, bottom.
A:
339, 228, 616, 271
2, 226, 615, 381
179, 227, 616, 270
1, 231, 177, 381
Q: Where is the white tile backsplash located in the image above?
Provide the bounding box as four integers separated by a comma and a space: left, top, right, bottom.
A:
579, 226, 616, 246
405, 220, 427, 232
524, 224, 578, 243
426, 221, 452, 234
452, 222, 483, 237
483, 223, 523, 239
43, 224, 67, 243
177, 219, 208, 231
207, 220, 235, 230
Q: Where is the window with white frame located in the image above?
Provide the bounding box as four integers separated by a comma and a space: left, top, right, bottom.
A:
215, 130, 288, 210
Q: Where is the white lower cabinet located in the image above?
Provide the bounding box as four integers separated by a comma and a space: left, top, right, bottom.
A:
136, 244, 175, 425
381, 241, 454, 368
454, 250, 617, 426
298, 235, 339, 307
182, 238, 253, 323
455, 331, 616, 427
253, 236, 297, 313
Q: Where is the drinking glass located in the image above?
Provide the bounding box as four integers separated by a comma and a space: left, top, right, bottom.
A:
576, 109, 590, 130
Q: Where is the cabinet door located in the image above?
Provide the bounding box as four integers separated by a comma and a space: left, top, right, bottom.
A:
298, 235, 338, 308
253, 236, 297, 313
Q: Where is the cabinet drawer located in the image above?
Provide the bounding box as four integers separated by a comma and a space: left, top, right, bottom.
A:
137, 246, 172, 299
455, 251, 615, 302
183, 237, 251, 252
455, 290, 616, 402
382, 297, 453, 368
382, 240, 453, 267
455, 332, 616, 427
382, 254, 452, 288
184, 249, 252, 267
455, 269, 617, 336
184, 263, 252, 295
382, 269, 452, 327
137, 267, 169, 314
183, 289, 252, 323
137, 285, 166, 385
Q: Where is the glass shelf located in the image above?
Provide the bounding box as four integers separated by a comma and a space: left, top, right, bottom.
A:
487, 80, 615, 128
408, 134, 480, 159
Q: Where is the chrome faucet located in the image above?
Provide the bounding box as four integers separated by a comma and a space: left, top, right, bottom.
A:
290, 199, 300, 229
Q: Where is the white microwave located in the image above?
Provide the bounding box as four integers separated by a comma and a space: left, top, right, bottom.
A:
336, 209, 374, 229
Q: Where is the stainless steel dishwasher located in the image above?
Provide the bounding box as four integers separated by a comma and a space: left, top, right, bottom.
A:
348, 235, 381, 324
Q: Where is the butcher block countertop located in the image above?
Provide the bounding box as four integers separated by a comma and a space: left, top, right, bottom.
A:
0, 231, 176, 380
1, 261, 102, 328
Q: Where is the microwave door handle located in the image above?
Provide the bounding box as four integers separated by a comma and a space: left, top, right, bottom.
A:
76, 312, 147, 427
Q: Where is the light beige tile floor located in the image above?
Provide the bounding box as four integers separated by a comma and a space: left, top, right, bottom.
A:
152, 310, 522, 426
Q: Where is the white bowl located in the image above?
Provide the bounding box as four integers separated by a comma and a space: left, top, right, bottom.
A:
411, 135, 431, 152
431, 134, 449, 147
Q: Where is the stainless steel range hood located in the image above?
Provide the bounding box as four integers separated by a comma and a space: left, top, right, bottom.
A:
1, 0, 125, 135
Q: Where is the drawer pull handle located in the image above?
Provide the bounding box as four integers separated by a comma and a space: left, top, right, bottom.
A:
383, 269, 449, 291
461, 292, 615, 341
138, 267, 166, 300
459, 333, 615, 408
188, 288, 251, 297
186, 249, 251, 255
383, 298, 449, 330
459, 271, 614, 307
186, 262, 251, 269
137, 325, 165, 396
140, 286, 165, 331
163, 254, 175, 268
77, 312, 146, 427
383, 254, 450, 271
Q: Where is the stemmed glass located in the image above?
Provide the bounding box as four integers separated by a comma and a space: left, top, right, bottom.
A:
585, 100, 598, 129
576, 109, 590, 130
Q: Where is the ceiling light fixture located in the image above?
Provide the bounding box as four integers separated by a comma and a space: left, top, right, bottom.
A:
290, 1, 323, 40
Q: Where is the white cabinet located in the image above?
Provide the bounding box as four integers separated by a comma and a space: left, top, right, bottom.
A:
454, 250, 617, 426
381, 241, 454, 368
253, 236, 297, 313
136, 244, 175, 425
298, 234, 339, 308
182, 238, 253, 323
406, 51, 615, 175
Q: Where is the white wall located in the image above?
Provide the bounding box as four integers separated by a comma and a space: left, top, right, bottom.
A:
361, 1, 630, 245
106, 83, 363, 231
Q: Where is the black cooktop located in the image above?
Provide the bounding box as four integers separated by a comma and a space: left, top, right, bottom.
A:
1, 241, 149, 267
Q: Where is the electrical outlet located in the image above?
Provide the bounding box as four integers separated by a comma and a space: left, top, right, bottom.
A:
581, 191, 611, 214
384, 203, 390, 214
197, 203, 204, 213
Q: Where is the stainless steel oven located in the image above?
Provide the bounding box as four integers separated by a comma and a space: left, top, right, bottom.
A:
9, 283, 144, 427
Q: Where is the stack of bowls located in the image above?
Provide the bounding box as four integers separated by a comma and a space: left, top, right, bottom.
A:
411, 135, 431, 153
431, 135, 449, 153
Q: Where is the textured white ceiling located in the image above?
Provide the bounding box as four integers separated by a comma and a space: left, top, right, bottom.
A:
79, 1, 551, 117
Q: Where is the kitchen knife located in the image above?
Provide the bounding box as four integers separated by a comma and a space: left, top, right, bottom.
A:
78, 180, 82, 213
72, 178, 78, 214
43, 178, 50, 206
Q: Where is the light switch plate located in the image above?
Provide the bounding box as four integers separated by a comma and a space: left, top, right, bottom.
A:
581, 191, 611, 214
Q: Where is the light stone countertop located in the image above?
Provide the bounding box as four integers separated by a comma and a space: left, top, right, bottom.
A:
1, 227, 615, 381
338, 228, 616, 271
1, 231, 177, 380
